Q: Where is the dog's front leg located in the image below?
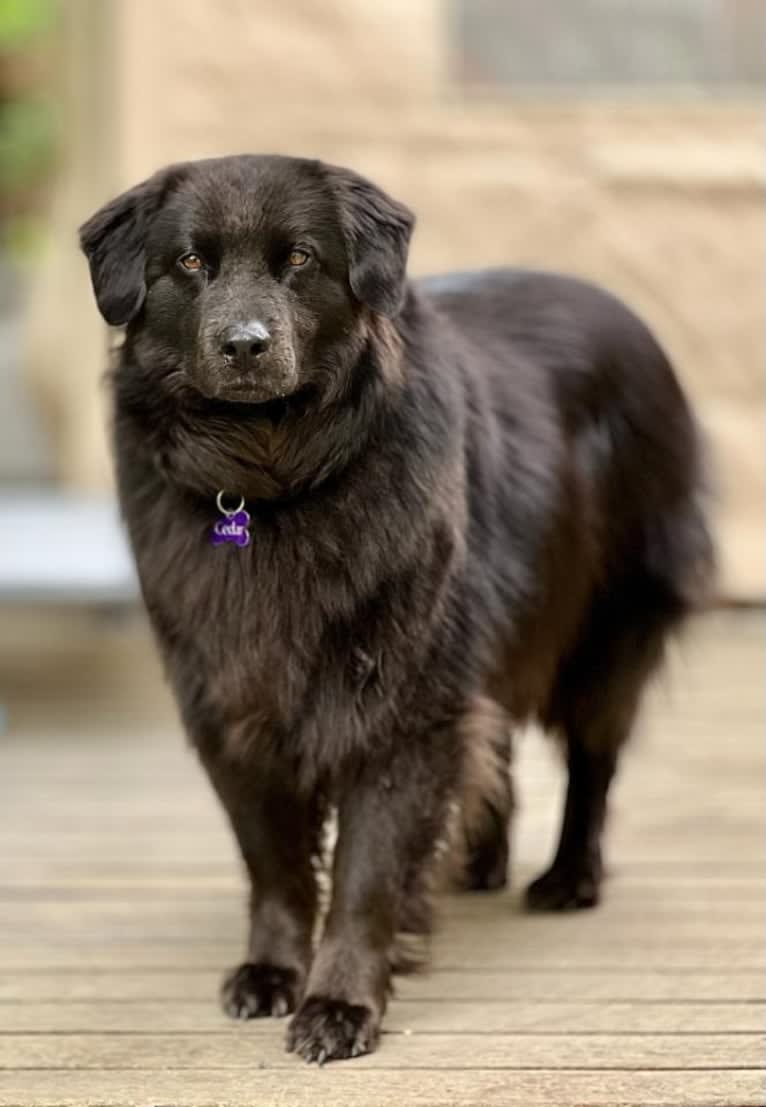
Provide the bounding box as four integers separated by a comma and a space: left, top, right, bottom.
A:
287, 731, 457, 1063
199, 750, 324, 1020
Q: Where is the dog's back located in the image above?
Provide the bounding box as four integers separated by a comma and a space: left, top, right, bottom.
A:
422, 267, 713, 620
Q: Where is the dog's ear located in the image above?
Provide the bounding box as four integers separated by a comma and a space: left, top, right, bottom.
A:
325, 165, 414, 318
79, 167, 182, 325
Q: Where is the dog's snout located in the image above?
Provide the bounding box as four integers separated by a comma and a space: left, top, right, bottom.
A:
218, 321, 271, 366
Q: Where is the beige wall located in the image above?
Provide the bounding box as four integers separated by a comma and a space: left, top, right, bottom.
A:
24, 0, 765, 599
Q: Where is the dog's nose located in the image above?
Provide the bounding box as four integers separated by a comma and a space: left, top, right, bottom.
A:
218, 321, 271, 365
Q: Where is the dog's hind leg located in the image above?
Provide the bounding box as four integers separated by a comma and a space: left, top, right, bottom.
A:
526, 579, 684, 911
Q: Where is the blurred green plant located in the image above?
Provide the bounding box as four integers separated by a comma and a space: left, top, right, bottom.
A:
0, 0, 57, 259
0, 0, 55, 48
0, 97, 52, 193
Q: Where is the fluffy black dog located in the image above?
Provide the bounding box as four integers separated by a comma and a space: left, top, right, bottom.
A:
80, 155, 714, 1063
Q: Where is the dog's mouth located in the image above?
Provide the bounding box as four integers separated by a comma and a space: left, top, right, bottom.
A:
165, 360, 315, 419
214, 379, 274, 402
198, 383, 317, 422
189, 373, 300, 407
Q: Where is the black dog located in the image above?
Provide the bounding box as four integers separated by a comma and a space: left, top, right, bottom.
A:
80, 155, 714, 1063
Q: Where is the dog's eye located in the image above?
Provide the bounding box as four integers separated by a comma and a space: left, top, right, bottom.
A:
178, 253, 205, 272
287, 248, 310, 268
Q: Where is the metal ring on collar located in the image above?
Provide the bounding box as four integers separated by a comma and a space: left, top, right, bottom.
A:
216, 490, 245, 516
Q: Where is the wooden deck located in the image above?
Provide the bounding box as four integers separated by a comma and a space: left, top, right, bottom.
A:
0, 610, 763, 1106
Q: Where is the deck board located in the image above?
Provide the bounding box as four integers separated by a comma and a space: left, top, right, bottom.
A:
0, 610, 763, 1105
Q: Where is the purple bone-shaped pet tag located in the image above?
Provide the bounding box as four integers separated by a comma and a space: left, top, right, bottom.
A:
211, 493, 251, 548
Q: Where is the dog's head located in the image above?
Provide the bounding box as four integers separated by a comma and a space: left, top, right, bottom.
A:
79, 155, 414, 404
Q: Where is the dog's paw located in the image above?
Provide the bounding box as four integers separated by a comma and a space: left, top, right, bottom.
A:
462, 837, 509, 892
221, 962, 300, 1019
525, 859, 602, 911
286, 996, 379, 1063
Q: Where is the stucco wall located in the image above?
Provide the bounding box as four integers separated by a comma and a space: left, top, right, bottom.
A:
24, 0, 765, 598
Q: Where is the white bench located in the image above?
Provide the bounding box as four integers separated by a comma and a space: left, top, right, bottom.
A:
0, 491, 138, 606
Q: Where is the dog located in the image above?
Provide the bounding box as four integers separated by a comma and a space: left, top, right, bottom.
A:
80, 154, 714, 1063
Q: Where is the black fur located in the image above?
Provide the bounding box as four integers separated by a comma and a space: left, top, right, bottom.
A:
80, 154, 715, 1063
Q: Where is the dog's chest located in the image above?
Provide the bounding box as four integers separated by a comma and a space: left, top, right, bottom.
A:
139, 508, 318, 653
129, 491, 387, 741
